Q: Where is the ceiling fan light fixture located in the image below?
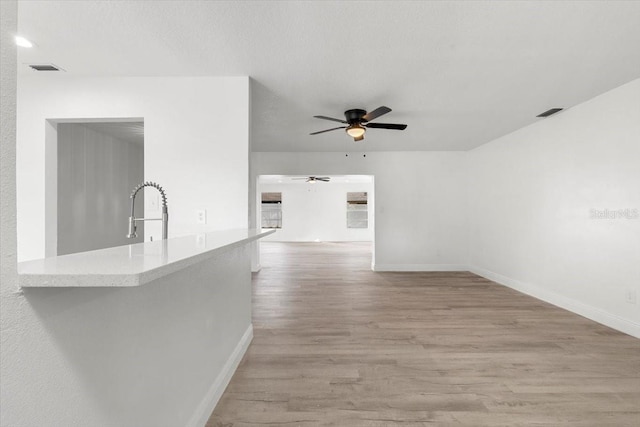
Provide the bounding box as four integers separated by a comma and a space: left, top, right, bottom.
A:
311, 106, 405, 140
346, 124, 366, 138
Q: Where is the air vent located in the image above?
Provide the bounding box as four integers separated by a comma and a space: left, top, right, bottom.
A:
28, 64, 62, 71
537, 108, 563, 118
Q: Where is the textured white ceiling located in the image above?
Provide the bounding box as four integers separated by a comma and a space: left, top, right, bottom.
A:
17, 1, 640, 152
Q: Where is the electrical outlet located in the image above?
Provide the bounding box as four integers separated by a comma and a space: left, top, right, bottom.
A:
196, 233, 206, 248
196, 209, 207, 224
624, 289, 637, 304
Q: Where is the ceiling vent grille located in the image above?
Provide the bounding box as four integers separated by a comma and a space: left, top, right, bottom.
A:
28, 64, 63, 71
536, 108, 563, 117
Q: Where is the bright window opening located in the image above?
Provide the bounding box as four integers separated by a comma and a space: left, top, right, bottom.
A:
261, 192, 282, 229
347, 192, 368, 228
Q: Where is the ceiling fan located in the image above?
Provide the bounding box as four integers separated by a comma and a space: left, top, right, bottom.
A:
310, 106, 407, 142
292, 176, 330, 183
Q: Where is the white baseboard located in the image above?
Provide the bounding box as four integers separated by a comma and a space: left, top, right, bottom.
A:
187, 324, 253, 427
373, 263, 468, 272
469, 266, 640, 339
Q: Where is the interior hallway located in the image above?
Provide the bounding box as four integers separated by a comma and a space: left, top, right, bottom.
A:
208, 242, 640, 426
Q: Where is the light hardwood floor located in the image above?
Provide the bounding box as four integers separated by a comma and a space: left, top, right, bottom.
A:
207, 242, 640, 426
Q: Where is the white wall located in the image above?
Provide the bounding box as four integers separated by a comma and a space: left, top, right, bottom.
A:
57, 123, 144, 255
17, 75, 249, 261
0, 8, 17, 427
251, 152, 468, 270
467, 78, 640, 337
258, 181, 374, 242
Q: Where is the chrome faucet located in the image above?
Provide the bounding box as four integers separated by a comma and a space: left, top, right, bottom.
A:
127, 181, 168, 240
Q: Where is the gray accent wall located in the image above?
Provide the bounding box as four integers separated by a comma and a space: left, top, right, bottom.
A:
57, 123, 143, 255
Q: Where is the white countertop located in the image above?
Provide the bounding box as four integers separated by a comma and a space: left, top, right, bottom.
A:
18, 228, 275, 288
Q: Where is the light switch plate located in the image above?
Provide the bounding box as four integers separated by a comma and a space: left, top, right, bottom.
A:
196, 209, 207, 224
148, 194, 159, 211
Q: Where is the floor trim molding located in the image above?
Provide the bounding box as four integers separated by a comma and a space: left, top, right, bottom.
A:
469, 266, 640, 339
373, 263, 468, 272
187, 324, 253, 427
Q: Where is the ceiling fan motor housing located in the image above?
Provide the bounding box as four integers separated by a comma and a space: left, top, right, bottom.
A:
345, 109, 367, 124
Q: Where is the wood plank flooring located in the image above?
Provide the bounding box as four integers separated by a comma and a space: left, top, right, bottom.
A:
207, 242, 640, 426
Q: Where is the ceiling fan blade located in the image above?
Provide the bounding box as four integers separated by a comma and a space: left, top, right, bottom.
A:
310, 126, 346, 135
354, 135, 365, 142
362, 106, 391, 122
316, 177, 330, 181
365, 122, 407, 130
313, 115, 348, 124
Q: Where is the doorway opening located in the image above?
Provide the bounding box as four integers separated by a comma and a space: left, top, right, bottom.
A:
45, 119, 144, 256
256, 174, 375, 269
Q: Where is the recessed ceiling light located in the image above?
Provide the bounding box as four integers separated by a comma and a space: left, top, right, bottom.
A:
15, 36, 33, 48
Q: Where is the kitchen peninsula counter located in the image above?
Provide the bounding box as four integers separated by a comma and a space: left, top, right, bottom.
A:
18, 228, 274, 288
